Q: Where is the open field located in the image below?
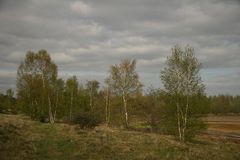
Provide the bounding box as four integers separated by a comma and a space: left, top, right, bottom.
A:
1, 114, 240, 160
204, 115, 240, 133
202, 115, 240, 142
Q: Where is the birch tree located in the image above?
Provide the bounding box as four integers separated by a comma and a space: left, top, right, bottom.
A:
86, 80, 99, 111
17, 50, 57, 123
160, 45, 205, 142
52, 78, 65, 122
104, 78, 112, 125
66, 76, 78, 121
107, 59, 142, 128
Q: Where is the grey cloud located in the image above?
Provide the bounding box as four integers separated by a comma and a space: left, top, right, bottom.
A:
0, 71, 16, 93
0, 0, 239, 95
203, 69, 240, 95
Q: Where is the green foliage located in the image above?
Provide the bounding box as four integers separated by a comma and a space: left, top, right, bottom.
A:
0, 89, 16, 114
161, 45, 204, 96
6, 88, 14, 98
107, 59, 142, 94
10, 48, 239, 145
107, 59, 143, 128
16, 50, 58, 122
65, 76, 79, 120
209, 95, 240, 114
86, 80, 100, 111
16, 51, 102, 123
107, 96, 125, 127
86, 80, 99, 94
160, 45, 207, 142
72, 112, 101, 129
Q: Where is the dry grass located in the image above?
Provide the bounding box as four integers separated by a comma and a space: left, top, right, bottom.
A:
1, 113, 240, 160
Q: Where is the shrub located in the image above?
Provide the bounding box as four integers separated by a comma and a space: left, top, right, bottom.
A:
72, 112, 101, 129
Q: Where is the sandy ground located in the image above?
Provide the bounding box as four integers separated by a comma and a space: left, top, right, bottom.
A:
201, 115, 240, 143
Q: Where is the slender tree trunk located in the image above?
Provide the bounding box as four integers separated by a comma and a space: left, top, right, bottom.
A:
90, 92, 93, 111
53, 91, 59, 121
41, 74, 45, 120
105, 88, 109, 124
105, 87, 110, 125
179, 104, 185, 142
90, 83, 93, 111
48, 95, 54, 124
122, 92, 128, 128
105, 100, 108, 124
107, 88, 110, 125
177, 102, 182, 141
182, 95, 189, 142
182, 66, 190, 142
69, 90, 73, 121
108, 101, 110, 125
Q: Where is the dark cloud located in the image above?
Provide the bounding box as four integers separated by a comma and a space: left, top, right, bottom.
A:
0, 0, 239, 95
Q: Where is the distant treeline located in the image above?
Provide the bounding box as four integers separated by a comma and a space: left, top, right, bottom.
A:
2, 92, 239, 116
0, 89, 16, 114
1, 90, 239, 124
208, 95, 240, 114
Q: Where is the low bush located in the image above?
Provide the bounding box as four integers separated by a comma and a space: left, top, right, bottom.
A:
72, 112, 101, 129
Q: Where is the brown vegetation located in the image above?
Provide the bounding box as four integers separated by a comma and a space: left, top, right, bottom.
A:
1, 114, 240, 160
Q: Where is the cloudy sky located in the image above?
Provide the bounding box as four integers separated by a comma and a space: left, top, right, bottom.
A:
0, 0, 239, 95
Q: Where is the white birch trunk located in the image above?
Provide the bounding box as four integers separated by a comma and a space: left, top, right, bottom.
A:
53, 91, 58, 122
105, 87, 109, 125
69, 90, 73, 121
48, 95, 54, 124
122, 92, 128, 128
177, 102, 182, 141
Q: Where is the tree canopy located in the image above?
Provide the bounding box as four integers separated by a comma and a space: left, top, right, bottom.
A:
17, 50, 58, 123
160, 45, 206, 141
107, 59, 142, 128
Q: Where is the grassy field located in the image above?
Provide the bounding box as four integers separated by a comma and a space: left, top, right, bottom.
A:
1, 114, 240, 160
